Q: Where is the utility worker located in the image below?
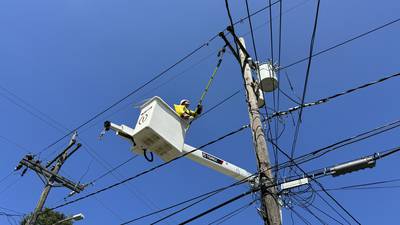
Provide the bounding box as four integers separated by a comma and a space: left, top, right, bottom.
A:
174, 99, 203, 121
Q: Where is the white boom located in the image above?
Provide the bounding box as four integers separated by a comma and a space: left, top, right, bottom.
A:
104, 121, 255, 183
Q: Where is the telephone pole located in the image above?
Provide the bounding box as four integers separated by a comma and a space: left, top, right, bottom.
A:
220, 30, 281, 225
238, 37, 281, 225
15, 132, 84, 225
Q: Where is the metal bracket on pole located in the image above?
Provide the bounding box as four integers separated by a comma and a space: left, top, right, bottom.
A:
46, 131, 78, 168
219, 32, 241, 64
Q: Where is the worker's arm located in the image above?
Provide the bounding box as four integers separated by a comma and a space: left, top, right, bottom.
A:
186, 109, 198, 117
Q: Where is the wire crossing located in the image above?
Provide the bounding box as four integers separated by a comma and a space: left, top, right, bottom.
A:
281, 17, 400, 70
49, 125, 249, 210
267, 71, 400, 120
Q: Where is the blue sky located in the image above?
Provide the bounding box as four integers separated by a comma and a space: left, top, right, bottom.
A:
1, 0, 400, 224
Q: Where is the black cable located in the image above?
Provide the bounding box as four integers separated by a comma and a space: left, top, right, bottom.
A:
34, 0, 284, 158
207, 199, 256, 225
49, 124, 249, 210
149, 183, 239, 225
244, 0, 259, 62
120, 177, 249, 225
177, 189, 255, 225
0, 81, 158, 213
38, 43, 211, 155
267, 71, 400, 121
0, 135, 28, 154
279, 88, 301, 105
86, 155, 138, 186
143, 150, 154, 162
308, 204, 345, 225
268, 0, 274, 62
270, 141, 361, 225
0, 172, 14, 185
281, 17, 400, 70
277, 0, 282, 67
196, 90, 241, 119
294, 197, 328, 225
292, 118, 400, 166
288, 205, 312, 225
319, 178, 400, 191
275, 0, 283, 183
291, 0, 321, 158
224, 0, 239, 53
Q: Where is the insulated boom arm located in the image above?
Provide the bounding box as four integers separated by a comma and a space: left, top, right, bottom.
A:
103, 121, 255, 184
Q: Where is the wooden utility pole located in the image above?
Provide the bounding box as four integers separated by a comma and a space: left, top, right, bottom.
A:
16, 132, 84, 225
238, 37, 281, 225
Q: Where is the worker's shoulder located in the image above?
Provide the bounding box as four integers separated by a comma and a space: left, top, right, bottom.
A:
174, 104, 183, 111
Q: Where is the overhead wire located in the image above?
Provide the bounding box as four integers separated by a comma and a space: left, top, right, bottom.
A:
287, 205, 312, 225
290, 0, 321, 158
270, 141, 361, 225
281, 17, 400, 70
224, 0, 240, 53
317, 178, 400, 192
308, 203, 345, 225
265, 71, 400, 122
33, 0, 283, 158
177, 189, 256, 225
293, 196, 328, 225
290, 118, 400, 167
117, 122, 400, 225
49, 124, 250, 210
275, 0, 284, 182
0, 86, 159, 220
37, 42, 212, 156
4, 2, 398, 223
149, 182, 242, 225
85, 155, 138, 186
119, 177, 250, 225
116, 79, 400, 223
207, 199, 256, 225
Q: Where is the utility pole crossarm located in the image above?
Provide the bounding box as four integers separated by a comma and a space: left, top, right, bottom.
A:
19, 157, 84, 193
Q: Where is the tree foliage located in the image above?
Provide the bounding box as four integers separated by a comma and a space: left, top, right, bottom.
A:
20, 208, 73, 225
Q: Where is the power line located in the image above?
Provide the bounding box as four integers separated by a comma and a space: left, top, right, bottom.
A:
85, 155, 138, 186
119, 178, 249, 225
0, 87, 161, 219
267, 0, 275, 61
281, 17, 400, 70
149, 181, 244, 225
49, 124, 249, 210
291, 0, 321, 158
291, 118, 400, 167
308, 204, 345, 225
34, 0, 283, 157
224, 0, 239, 53
207, 199, 256, 225
1, 80, 161, 213
287, 205, 312, 225
38, 43, 212, 156
318, 178, 400, 192
267, 71, 400, 121
270, 141, 361, 225
177, 189, 255, 225
294, 197, 328, 225
196, 90, 241, 119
